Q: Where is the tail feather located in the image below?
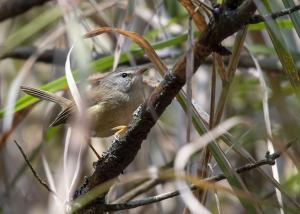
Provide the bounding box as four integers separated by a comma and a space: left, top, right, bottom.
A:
20, 86, 72, 109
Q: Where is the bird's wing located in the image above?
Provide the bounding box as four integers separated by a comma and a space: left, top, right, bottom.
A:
50, 103, 77, 127
50, 88, 113, 126
85, 87, 113, 106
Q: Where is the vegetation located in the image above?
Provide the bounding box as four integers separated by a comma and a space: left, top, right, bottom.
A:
0, 0, 300, 213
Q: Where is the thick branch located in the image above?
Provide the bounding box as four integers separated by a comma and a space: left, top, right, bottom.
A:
0, 0, 52, 22
74, 1, 257, 213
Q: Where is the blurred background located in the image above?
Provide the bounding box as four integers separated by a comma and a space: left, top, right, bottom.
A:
0, 0, 300, 213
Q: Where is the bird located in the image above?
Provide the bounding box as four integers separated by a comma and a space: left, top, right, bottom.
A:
21, 67, 147, 137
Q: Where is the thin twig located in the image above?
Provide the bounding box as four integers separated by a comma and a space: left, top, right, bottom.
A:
209, 53, 217, 129
215, 54, 227, 83
213, 28, 248, 126
196, 53, 217, 203
98, 151, 281, 212
179, 0, 207, 32
112, 161, 174, 203
13, 140, 56, 195
186, 16, 194, 143
247, 5, 300, 24
1, 46, 68, 65
112, 179, 161, 203
89, 143, 101, 160
0, 106, 33, 150
208, 163, 221, 214
3, 46, 300, 72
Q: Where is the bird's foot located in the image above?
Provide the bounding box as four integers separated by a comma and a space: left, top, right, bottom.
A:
111, 125, 128, 140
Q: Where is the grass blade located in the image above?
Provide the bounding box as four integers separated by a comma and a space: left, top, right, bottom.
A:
281, 0, 300, 38
253, 0, 300, 87
0, 7, 61, 57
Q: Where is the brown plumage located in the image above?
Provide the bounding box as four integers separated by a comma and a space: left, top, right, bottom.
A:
21, 68, 146, 137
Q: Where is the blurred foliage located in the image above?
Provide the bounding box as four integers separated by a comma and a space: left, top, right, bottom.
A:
0, 0, 300, 214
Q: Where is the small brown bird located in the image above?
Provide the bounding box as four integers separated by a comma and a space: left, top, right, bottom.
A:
21, 67, 147, 137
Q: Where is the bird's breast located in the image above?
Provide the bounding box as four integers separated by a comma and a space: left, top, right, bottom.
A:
87, 92, 143, 137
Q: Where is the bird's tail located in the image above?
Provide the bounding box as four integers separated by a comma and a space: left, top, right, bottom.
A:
20, 86, 71, 109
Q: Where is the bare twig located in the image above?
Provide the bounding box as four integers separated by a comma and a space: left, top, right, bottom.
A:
213, 28, 248, 126
3, 46, 300, 73
179, 0, 207, 32
94, 151, 281, 212
13, 140, 56, 195
196, 53, 218, 204
112, 161, 174, 203
209, 53, 217, 129
0, 106, 34, 150
0, 46, 170, 67
1, 46, 68, 65
186, 16, 194, 143
0, 0, 52, 22
247, 4, 300, 24
89, 143, 101, 160
112, 179, 161, 203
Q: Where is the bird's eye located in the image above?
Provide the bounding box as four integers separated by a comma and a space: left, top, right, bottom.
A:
121, 73, 128, 78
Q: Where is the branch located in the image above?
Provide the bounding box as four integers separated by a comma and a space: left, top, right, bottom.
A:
247, 4, 300, 24
0, 46, 170, 66
74, 1, 257, 212
112, 178, 161, 204
0, 0, 52, 22
0, 46, 67, 65
13, 140, 56, 195
92, 151, 280, 212
178, 0, 207, 32
3, 46, 300, 72
0, 106, 34, 150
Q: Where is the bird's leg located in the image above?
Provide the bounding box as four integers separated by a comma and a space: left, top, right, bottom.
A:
111, 125, 128, 140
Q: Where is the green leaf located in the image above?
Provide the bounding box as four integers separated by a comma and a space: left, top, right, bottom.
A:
210, 28, 259, 212
247, 44, 275, 55
176, 92, 259, 213
249, 19, 294, 31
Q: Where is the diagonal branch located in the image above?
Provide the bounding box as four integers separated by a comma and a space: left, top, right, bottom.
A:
13, 140, 56, 195
74, 1, 257, 213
